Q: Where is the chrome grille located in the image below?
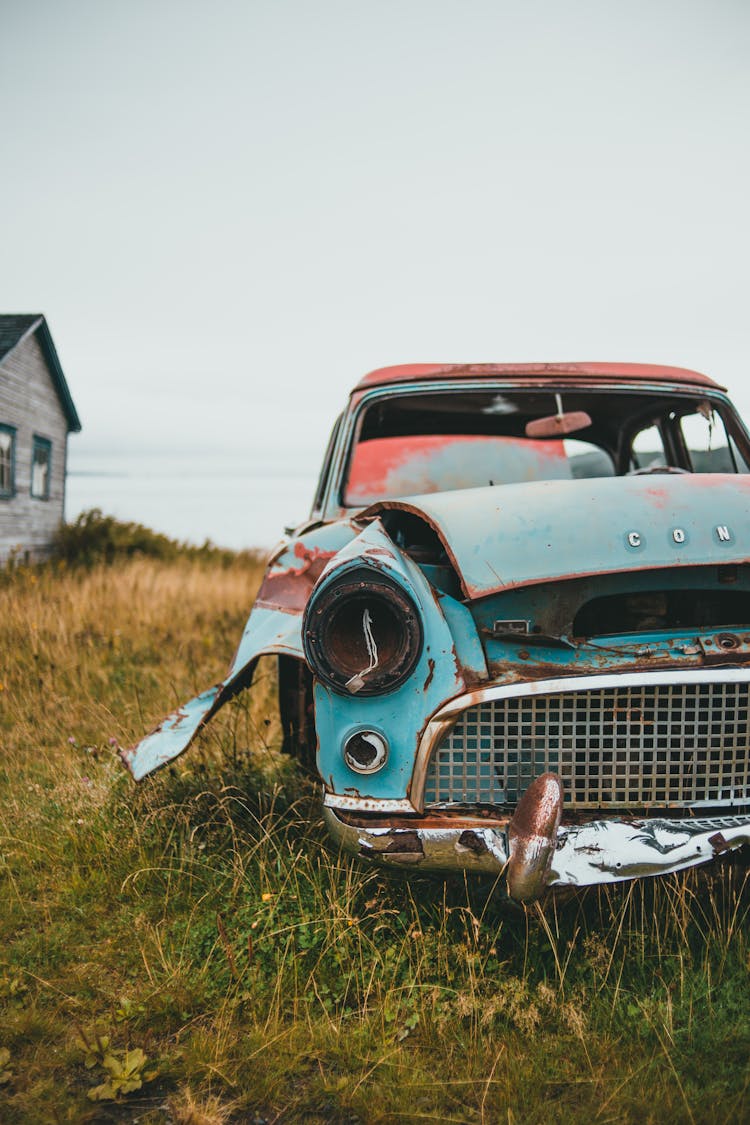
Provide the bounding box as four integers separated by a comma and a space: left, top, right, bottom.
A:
423, 681, 750, 809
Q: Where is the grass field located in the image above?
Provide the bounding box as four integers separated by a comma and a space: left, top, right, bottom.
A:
1, 554, 750, 1123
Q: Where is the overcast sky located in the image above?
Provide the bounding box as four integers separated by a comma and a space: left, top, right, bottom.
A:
2, 1, 749, 485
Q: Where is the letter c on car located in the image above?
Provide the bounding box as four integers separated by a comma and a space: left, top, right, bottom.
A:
627, 531, 641, 548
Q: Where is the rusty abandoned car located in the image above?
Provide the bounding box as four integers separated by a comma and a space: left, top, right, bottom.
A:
122, 363, 750, 902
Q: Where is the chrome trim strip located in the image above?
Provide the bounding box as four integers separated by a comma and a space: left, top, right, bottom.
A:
410, 667, 750, 812
324, 792, 418, 814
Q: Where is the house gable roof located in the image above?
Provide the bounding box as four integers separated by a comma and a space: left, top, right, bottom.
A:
0, 314, 81, 432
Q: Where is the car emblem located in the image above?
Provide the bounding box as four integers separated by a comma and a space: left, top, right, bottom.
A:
626, 525, 733, 548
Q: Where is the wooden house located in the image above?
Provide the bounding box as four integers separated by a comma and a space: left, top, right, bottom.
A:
0, 315, 81, 563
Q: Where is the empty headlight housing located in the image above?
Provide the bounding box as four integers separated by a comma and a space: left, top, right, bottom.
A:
303, 566, 423, 696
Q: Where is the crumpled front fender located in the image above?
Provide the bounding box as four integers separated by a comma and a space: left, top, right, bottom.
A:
120, 606, 303, 780
121, 521, 358, 780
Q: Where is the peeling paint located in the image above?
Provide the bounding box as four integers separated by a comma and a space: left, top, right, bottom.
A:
255, 542, 345, 613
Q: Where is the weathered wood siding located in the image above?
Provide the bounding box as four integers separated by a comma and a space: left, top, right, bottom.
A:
0, 333, 69, 561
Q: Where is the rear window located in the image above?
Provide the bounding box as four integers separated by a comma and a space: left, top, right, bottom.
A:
345, 432, 613, 505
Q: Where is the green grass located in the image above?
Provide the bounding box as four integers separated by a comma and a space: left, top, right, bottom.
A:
1, 555, 750, 1122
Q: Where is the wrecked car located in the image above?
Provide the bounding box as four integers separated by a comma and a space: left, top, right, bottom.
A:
122, 363, 750, 902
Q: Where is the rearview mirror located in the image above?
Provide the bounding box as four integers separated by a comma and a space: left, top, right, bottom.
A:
525, 410, 592, 438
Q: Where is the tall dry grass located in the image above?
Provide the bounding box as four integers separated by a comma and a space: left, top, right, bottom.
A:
1, 557, 749, 1123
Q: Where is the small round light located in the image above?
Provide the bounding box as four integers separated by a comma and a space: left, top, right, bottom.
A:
343, 729, 389, 774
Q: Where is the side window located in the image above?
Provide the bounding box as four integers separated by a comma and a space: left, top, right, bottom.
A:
31, 436, 52, 500
564, 438, 614, 479
311, 414, 342, 514
630, 424, 667, 471
0, 424, 16, 498
679, 407, 745, 473
729, 434, 750, 474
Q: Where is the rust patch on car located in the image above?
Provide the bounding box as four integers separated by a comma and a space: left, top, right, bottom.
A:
709, 831, 731, 854
509, 773, 563, 841
457, 829, 490, 855
382, 830, 423, 855
506, 773, 564, 902
337, 809, 509, 830
255, 543, 338, 612
359, 829, 425, 864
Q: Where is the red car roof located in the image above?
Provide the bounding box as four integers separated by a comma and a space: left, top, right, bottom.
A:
355, 362, 725, 392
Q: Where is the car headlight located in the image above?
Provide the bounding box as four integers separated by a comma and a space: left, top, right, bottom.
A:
303, 566, 423, 695
343, 729, 389, 772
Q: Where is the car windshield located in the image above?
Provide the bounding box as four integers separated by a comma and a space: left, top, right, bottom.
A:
342, 387, 748, 506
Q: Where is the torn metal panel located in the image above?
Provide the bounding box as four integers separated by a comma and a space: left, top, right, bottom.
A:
122, 605, 302, 781
255, 542, 341, 613
247, 524, 358, 617
121, 685, 225, 781
124, 522, 357, 781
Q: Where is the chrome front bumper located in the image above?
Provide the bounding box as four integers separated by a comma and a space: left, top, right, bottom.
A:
323, 791, 750, 902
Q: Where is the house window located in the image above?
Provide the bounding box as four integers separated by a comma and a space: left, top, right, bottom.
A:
31, 436, 52, 500
0, 425, 15, 498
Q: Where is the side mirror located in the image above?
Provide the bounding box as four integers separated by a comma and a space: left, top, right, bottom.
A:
525, 410, 592, 438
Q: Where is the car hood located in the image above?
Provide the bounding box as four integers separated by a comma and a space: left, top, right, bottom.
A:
364, 474, 750, 599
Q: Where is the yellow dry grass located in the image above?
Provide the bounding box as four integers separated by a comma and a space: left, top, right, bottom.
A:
0, 556, 749, 1123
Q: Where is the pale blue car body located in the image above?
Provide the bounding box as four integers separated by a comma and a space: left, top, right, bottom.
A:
123, 364, 750, 900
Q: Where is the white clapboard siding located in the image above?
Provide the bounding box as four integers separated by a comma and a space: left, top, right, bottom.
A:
0, 333, 70, 562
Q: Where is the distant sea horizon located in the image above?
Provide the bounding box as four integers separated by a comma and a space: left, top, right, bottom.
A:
66, 450, 320, 550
